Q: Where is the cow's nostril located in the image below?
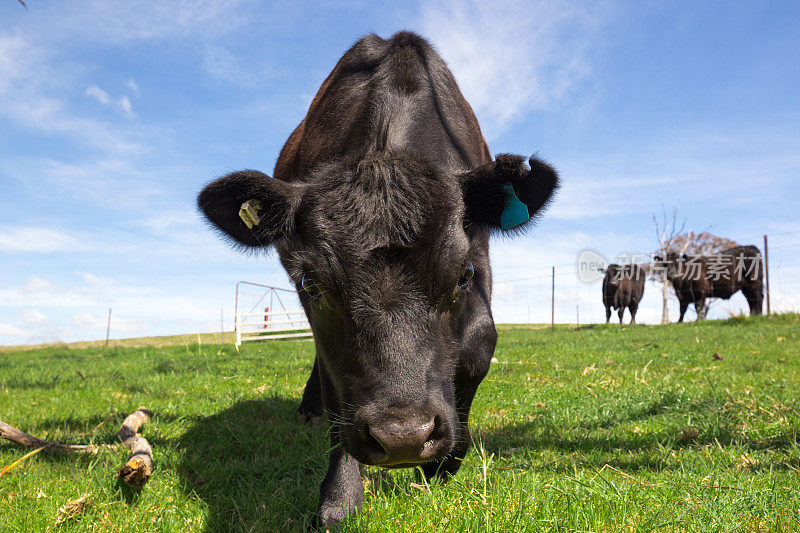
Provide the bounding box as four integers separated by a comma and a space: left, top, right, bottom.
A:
367, 417, 436, 464
361, 424, 386, 458
428, 415, 446, 442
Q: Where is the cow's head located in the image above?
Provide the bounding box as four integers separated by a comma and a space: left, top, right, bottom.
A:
604, 263, 622, 284
655, 252, 687, 280
198, 152, 557, 467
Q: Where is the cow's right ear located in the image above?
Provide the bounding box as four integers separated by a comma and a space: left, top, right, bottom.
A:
197, 170, 302, 248
459, 154, 559, 232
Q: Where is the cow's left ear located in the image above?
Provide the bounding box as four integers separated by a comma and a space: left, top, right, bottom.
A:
460, 154, 559, 232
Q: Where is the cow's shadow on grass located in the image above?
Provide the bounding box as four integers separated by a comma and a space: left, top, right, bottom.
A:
177, 397, 329, 532
478, 403, 799, 473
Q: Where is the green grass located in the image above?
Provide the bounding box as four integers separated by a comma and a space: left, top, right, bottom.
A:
1, 315, 799, 532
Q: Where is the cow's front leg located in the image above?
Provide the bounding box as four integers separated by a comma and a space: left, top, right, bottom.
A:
678, 300, 689, 322
317, 434, 364, 526
422, 319, 495, 480
298, 357, 324, 425
742, 285, 763, 316
316, 363, 364, 526
694, 297, 707, 321
421, 370, 485, 480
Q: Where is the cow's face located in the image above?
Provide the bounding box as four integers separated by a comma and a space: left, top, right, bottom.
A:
604, 264, 622, 284
658, 252, 687, 280
198, 152, 557, 466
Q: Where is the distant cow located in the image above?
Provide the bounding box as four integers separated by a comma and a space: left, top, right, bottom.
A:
656, 245, 763, 322
602, 264, 621, 323
602, 264, 646, 324
197, 32, 559, 525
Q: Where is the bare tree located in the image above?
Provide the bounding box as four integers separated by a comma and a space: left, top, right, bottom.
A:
653, 206, 740, 323
670, 232, 738, 257
652, 207, 688, 324
666, 231, 739, 317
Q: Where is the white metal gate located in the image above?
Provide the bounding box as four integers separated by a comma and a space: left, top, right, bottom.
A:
234, 281, 312, 346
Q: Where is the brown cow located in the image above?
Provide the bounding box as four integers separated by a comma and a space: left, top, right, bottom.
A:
656, 245, 763, 322
602, 264, 645, 324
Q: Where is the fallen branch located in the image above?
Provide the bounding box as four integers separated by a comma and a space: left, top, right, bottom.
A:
0, 420, 104, 454
116, 407, 153, 488
0, 406, 154, 488
0, 446, 47, 478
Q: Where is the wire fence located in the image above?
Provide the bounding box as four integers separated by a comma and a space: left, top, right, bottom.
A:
9, 232, 795, 346
231, 233, 799, 329
491, 232, 800, 325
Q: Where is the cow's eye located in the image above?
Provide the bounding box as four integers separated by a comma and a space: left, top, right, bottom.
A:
301, 274, 322, 298
457, 262, 475, 289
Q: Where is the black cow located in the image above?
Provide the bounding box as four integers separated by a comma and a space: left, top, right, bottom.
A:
656, 245, 763, 322
602, 264, 645, 324
615, 264, 646, 324
602, 264, 621, 323
198, 32, 558, 525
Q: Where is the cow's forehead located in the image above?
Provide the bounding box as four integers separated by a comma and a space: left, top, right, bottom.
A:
287, 155, 469, 292
300, 154, 464, 253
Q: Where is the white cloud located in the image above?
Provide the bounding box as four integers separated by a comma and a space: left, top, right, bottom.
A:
0, 226, 86, 253
419, 0, 606, 139
0, 33, 141, 153
126, 78, 140, 97
548, 174, 692, 221
72, 311, 107, 330
23, 276, 54, 293
19, 309, 46, 324
85, 84, 135, 118
201, 44, 271, 86
139, 210, 201, 233
43, 0, 254, 43
0, 33, 40, 95
0, 324, 28, 337
85, 84, 111, 105
118, 95, 134, 118
0, 265, 276, 343
75, 271, 112, 287
202, 45, 243, 81
1, 274, 115, 308
540, 124, 800, 222
74, 311, 146, 333
1, 156, 163, 208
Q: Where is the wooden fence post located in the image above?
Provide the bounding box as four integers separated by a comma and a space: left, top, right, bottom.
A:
764, 234, 771, 315
551, 266, 555, 329
104, 308, 112, 347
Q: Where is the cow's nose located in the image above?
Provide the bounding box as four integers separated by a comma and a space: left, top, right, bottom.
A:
367, 417, 437, 465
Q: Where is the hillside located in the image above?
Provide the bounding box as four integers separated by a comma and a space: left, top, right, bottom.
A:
1, 314, 798, 531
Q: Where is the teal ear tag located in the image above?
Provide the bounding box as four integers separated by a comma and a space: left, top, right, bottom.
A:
500, 182, 530, 230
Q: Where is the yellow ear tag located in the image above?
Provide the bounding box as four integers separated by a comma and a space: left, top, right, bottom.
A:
239, 199, 262, 229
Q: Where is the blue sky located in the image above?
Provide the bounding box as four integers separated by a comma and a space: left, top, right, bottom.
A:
1, 0, 799, 343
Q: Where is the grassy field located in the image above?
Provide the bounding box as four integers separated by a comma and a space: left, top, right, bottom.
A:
0, 331, 237, 354
1, 315, 799, 532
